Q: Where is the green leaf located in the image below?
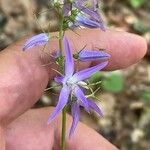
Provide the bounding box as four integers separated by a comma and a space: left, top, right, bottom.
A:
88, 72, 101, 83
102, 72, 124, 93
141, 92, 150, 103
145, 109, 150, 119
133, 21, 150, 34
128, 0, 145, 8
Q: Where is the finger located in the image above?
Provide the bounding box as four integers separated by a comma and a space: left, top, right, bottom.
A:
0, 29, 147, 125
0, 127, 5, 150
5, 108, 55, 150
11, 28, 147, 71
5, 107, 118, 150
65, 29, 147, 70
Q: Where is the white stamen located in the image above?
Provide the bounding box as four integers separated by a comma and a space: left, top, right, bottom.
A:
78, 81, 89, 89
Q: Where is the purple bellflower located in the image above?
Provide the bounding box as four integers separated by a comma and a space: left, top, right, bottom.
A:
64, 0, 105, 31
75, 1, 105, 31
63, 0, 72, 16
78, 50, 110, 62
74, 0, 100, 22
70, 99, 103, 138
74, 15, 105, 30
74, 0, 105, 31
23, 33, 49, 51
47, 37, 108, 137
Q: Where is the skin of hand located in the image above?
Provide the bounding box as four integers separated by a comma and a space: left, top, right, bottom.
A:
0, 29, 147, 150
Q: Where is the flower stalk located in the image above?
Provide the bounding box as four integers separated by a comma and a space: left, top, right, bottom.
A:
22, 1, 109, 150
59, 14, 64, 55
58, 8, 67, 150
61, 106, 67, 150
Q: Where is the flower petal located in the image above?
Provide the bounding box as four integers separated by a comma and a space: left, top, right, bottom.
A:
64, 2, 72, 16
79, 50, 110, 62
75, 15, 104, 30
64, 37, 74, 77
72, 61, 108, 82
69, 102, 80, 138
74, 1, 105, 31
88, 99, 103, 116
23, 33, 49, 51
73, 86, 89, 112
47, 85, 70, 124
52, 50, 61, 59
54, 76, 64, 84
75, 2, 100, 21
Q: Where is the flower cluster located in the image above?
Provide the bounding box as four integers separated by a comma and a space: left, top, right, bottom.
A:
23, 0, 105, 51
48, 37, 109, 137
22, 0, 110, 140
63, 0, 105, 30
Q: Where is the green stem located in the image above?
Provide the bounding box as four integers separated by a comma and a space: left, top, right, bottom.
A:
58, 11, 66, 150
59, 15, 64, 55
61, 106, 67, 150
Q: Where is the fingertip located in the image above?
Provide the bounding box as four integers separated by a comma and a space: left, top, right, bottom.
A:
121, 32, 147, 68
132, 34, 147, 60
101, 31, 147, 70
66, 29, 147, 71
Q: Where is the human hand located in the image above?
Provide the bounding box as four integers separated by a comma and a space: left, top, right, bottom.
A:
0, 29, 147, 150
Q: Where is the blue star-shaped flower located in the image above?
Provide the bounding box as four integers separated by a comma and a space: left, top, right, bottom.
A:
48, 37, 108, 137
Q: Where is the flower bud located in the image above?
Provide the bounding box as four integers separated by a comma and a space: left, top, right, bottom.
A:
78, 50, 110, 62
23, 33, 49, 51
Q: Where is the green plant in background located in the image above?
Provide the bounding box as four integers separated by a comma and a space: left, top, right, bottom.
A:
133, 21, 150, 34
128, 0, 146, 8
141, 91, 150, 103
141, 91, 150, 120
0, 11, 7, 33
102, 72, 124, 93
89, 72, 102, 83
89, 71, 124, 94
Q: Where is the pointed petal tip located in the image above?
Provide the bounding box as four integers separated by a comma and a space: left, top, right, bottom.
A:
99, 61, 109, 68
47, 86, 70, 125
102, 27, 106, 32
47, 114, 56, 125
88, 99, 104, 117
22, 47, 26, 51
100, 24, 106, 32
107, 53, 111, 58
69, 131, 74, 139
64, 36, 74, 76
69, 102, 80, 138
72, 61, 109, 81
69, 129, 74, 139
47, 119, 52, 125
22, 33, 49, 51
103, 61, 109, 66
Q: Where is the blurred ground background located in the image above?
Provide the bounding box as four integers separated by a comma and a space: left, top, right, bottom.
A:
0, 0, 150, 149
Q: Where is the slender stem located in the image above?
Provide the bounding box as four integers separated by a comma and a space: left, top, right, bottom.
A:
59, 12, 64, 73
59, 15, 64, 55
61, 106, 67, 150
58, 10, 67, 150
